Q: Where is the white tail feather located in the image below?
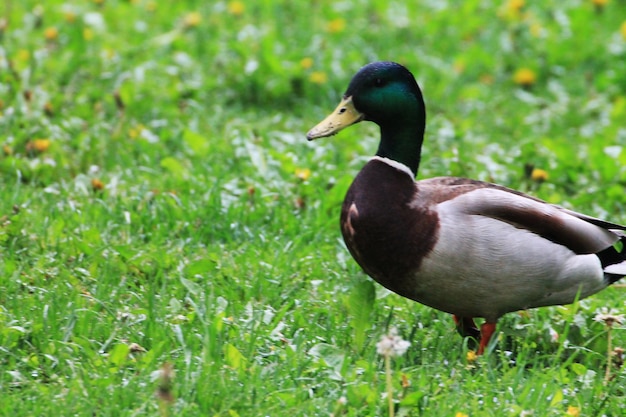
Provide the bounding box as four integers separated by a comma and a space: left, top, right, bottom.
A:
605, 261, 626, 276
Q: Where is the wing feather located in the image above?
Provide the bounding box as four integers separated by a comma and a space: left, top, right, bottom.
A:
415, 177, 623, 254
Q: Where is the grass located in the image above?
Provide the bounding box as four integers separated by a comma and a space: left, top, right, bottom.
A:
1, 0, 626, 415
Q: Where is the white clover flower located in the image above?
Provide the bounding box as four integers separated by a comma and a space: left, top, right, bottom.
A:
593, 307, 625, 327
376, 327, 411, 357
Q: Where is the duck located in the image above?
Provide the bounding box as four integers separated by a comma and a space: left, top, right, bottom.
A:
306, 61, 626, 355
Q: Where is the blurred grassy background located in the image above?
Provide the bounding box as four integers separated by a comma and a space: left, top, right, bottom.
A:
1, 1, 626, 416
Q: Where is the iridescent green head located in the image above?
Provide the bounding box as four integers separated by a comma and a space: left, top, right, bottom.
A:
307, 62, 426, 176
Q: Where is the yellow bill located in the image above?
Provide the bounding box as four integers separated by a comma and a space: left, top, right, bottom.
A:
307, 96, 363, 140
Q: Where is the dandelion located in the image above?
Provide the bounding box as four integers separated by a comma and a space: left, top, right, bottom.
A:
377, 328, 410, 417
466, 350, 477, 363
227, 1, 245, 16
594, 308, 624, 383
327, 18, 346, 33
620, 21, 626, 40
17, 49, 30, 62
455, 413, 469, 417
83, 28, 94, 41
566, 406, 580, 417
508, 0, 525, 12
44, 27, 59, 41
27, 139, 51, 153
513, 68, 537, 88
401, 373, 410, 389
376, 328, 411, 357
530, 168, 548, 182
295, 167, 311, 181
300, 57, 313, 70
183, 12, 202, 28
499, 0, 525, 20
309, 71, 327, 84
91, 178, 105, 191
63, 11, 77, 23
593, 307, 624, 327
591, 0, 609, 7
129, 124, 145, 139
530, 22, 543, 38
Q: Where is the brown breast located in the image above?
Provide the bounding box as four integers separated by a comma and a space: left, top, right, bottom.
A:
340, 159, 439, 297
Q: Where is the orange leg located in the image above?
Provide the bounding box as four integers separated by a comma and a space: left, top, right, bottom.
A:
453, 315, 480, 340
477, 321, 497, 355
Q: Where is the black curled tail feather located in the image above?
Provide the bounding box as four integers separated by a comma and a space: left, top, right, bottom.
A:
599, 232, 626, 284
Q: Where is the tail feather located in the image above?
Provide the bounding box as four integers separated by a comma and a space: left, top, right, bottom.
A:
600, 234, 626, 284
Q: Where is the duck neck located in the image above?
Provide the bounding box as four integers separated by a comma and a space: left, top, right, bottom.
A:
375, 121, 424, 178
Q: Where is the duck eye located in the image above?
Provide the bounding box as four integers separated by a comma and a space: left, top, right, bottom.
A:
374, 78, 384, 87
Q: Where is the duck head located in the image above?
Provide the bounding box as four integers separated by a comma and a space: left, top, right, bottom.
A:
307, 61, 427, 176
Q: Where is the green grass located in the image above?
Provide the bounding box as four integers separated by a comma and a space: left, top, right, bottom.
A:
1, 0, 626, 415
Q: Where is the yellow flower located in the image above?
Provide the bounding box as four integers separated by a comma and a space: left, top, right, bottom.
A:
300, 57, 313, 70
309, 71, 327, 84
17, 49, 29, 62
530, 22, 543, 37
455, 412, 469, 417
621, 21, 626, 40
530, 168, 549, 182
591, 0, 608, 6
64, 11, 77, 23
129, 124, 145, 139
566, 406, 580, 417
145, 1, 157, 12
83, 28, 94, 41
28, 139, 51, 153
327, 18, 346, 33
508, 0, 525, 11
184, 12, 202, 28
295, 168, 311, 181
91, 178, 105, 191
227, 1, 245, 16
466, 350, 477, 362
401, 373, 410, 389
500, 0, 525, 20
44, 27, 59, 41
513, 68, 537, 87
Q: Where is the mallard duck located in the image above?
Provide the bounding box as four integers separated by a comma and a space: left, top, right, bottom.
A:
307, 61, 626, 354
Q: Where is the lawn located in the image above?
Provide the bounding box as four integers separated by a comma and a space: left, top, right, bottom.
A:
1, 0, 626, 415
